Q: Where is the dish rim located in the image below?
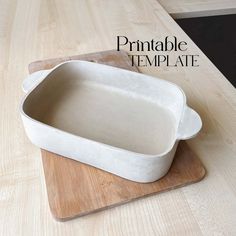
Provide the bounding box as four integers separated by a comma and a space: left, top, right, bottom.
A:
20, 60, 189, 158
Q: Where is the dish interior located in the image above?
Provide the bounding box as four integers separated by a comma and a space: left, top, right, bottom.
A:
23, 62, 184, 155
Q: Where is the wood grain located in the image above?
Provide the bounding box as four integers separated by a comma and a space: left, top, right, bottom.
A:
159, 0, 236, 18
29, 50, 138, 73
42, 142, 205, 220
1, 0, 236, 235
28, 50, 205, 220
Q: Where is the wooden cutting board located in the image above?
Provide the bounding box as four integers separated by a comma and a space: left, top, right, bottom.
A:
28, 50, 206, 221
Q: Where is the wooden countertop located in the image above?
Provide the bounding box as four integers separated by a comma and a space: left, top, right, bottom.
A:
0, 0, 236, 235
159, 0, 236, 18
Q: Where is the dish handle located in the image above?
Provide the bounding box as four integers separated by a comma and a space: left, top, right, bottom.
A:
22, 69, 51, 93
177, 106, 202, 140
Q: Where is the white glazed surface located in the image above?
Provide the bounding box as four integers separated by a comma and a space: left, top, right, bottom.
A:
20, 61, 202, 183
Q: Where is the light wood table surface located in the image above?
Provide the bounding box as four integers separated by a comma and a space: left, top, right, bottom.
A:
0, 0, 236, 235
159, 0, 236, 18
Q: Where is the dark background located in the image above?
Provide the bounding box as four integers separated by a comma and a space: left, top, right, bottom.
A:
176, 14, 236, 87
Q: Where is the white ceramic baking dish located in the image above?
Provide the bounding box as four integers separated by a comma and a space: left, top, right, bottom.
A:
20, 61, 202, 183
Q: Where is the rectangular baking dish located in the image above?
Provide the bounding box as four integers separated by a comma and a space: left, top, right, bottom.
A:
20, 61, 202, 183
